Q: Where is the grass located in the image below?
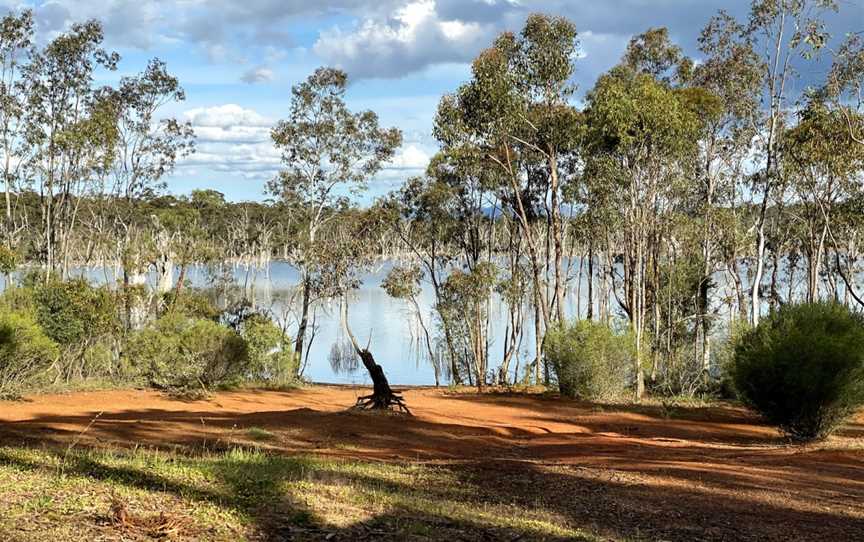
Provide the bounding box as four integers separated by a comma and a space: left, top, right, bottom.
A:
0, 443, 594, 541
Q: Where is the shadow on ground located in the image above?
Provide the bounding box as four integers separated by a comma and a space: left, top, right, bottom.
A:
0, 388, 862, 541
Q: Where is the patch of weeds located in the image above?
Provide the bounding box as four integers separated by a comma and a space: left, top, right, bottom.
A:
245, 427, 277, 442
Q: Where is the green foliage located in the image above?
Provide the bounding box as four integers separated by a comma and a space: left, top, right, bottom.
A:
731, 302, 864, 441
161, 288, 221, 321
126, 313, 249, 394
241, 313, 296, 385
546, 320, 636, 400
33, 279, 116, 346
0, 245, 20, 277
381, 265, 422, 300
0, 311, 59, 398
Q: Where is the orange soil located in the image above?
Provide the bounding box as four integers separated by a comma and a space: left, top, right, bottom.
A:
1, 385, 862, 541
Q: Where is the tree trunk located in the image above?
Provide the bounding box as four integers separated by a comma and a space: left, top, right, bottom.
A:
341, 294, 410, 414
294, 271, 312, 374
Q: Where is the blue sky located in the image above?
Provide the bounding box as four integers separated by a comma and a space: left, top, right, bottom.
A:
7, 0, 862, 202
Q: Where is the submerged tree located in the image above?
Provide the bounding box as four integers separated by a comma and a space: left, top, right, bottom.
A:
381, 264, 443, 387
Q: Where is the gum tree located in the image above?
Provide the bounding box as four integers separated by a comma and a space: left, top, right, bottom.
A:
268, 67, 401, 371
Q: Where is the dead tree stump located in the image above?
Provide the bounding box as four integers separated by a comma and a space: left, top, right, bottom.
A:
353, 349, 411, 415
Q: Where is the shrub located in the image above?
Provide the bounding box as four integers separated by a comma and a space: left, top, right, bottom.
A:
731, 302, 864, 442
0, 311, 59, 398
31, 279, 119, 381
161, 288, 221, 321
126, 313, 249, 394
241, 313, 296, 384
33, 279, 116, 346
546, 320, 636, 400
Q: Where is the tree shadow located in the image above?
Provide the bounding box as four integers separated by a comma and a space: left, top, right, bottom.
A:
1, 390, 862, 541
0, 442, 584, 541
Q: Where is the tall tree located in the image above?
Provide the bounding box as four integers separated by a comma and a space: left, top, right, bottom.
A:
436, 13, 581, 383
584, 62, 701, 400
0, 9, 33, 238
268, 67, 401, 370
22, 20, 120, 279
742, 0, 837, 325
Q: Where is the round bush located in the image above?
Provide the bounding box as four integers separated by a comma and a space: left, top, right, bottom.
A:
126, 313, 249, 394
546, 320, 635, 400
0, 311, 59, 398
731, 302, 864, 442
33, 279, 116, 345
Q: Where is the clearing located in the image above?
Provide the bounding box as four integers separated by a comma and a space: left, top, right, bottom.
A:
0, 385, 862, 541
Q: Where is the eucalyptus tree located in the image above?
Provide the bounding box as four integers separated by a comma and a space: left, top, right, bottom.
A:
435, 13, 581, 383
783, 103, 864, 302
381, 264, 442, 386
823, 33, 863, 144
383, 173, 465, 382
0, 9, 33, 237
583, 62, 701, 400
106, 58, 194, 327
268, 67, 401, 370
321, 205, 410, 411
689, 12, 763, 374
739, 0, 838, 325
22, 20, 120, 279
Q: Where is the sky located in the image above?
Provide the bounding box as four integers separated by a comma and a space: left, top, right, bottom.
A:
5, 0, 862, 202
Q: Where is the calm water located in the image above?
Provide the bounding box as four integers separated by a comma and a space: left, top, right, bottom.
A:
58, 260, 587, 386
37, 257, 845, 386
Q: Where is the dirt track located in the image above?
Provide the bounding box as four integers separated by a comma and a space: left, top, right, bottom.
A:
1, 385, 863, 541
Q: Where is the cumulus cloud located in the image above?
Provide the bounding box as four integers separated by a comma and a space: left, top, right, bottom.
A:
15, 0, 860, 86
177, 105, 278, 180
240, 66, 275, 84
387, 144, 430, 170
313, 0, 494, 79
184, 104, 272, 128
178, 103, 430, 183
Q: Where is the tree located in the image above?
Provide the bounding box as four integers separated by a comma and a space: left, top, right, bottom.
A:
742, 0, 838, 325
268, 67, 401, 373
689, 11, 762, 376
783, 103, 864, 302
0, 10, 33, 240
583, 62, 701, 400
22, 20, 120, 279
323, 207, 410, 412
107, 58, 194, 329
381, 264, 443, 386
435, 13, 582, 383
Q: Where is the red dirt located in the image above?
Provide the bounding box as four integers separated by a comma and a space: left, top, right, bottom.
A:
1, 385, 863, 541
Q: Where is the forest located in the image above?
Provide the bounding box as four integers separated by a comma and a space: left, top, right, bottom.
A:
0, 1, 863, 540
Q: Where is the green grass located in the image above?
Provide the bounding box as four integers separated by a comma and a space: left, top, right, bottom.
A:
244, 427, 277, 442
0, 443, 594, 541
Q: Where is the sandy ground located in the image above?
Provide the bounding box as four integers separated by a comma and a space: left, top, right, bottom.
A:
1, 385, 862, 541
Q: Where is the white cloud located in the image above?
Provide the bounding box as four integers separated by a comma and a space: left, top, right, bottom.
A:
178, 104, 279, 180
313, 0, 491, 79
184, 104, 272, 128
240, 66, 275, 84
387, 144, 430, 170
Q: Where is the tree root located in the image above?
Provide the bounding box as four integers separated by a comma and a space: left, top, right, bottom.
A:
353, 391, 412, 415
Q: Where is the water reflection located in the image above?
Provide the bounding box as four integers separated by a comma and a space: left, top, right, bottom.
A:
54, 261, 579, 385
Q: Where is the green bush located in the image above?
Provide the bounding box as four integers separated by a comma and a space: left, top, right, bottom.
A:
546, 320, 636, 400
33, 279, 117, 346
0, 311, 59, 398
731, 302, 864, 442
241, 313, 296, 384
161, 288, 220, 321
126, 313, 249, 394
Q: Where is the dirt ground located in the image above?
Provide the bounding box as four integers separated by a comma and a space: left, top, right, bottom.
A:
1, 385, 863, 541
